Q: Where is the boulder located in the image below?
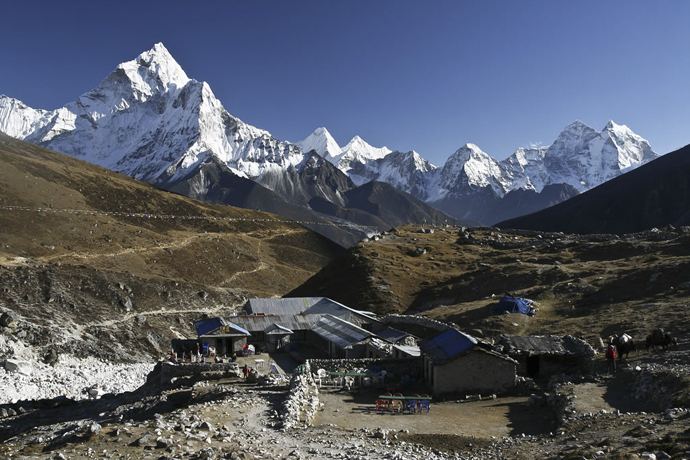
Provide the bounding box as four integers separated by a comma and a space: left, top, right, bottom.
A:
4, 359, 32, 376
43, 349, 59, 366
120, 297, 133, 312
0, 311, 17, 328
131, 431, 153, 447
88, 422, 102, 435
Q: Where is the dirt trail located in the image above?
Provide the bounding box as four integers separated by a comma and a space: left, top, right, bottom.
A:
225, 240, 269, 283
87, 308, 222, 329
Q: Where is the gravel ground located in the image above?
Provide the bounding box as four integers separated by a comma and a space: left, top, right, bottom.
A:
1, 350, 690, 460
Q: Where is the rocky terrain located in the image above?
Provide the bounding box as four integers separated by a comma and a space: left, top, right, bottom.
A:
1, 133, 690, 458
1, 351, 690, 460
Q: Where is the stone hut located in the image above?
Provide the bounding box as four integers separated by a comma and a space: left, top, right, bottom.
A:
496, 335, 596, 379
420, 329, 517, 397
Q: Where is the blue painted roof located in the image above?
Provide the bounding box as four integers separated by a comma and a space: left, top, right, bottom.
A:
419, 329, 478, 364
195, 318, 222, 337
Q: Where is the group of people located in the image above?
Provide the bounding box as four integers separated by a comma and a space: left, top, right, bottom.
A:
169, 342, 221, 364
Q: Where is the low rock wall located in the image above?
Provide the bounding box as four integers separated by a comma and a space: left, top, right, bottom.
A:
380, 314, 450, 334
279, 361, 319, 430
156, 362, 240, 386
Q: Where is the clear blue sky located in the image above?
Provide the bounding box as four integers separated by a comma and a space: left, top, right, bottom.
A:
2, 1, 688, 164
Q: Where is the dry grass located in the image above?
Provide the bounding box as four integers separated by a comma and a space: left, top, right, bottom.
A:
0, 133, 343, 361
291, 225, 690, 345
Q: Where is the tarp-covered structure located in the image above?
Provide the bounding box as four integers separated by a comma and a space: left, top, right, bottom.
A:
493, 295, 536, 316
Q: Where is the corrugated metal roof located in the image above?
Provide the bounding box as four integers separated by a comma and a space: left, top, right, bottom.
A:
301, 298, 379, 326
378, 327, 411, 343
311, 315, 373, 349
244, 297, 323, 315
393, 344, 421, 357
228, 314, 317, 333
421, 329, 516, 365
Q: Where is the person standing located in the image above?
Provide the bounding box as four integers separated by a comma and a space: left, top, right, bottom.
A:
606, 344, 617, 373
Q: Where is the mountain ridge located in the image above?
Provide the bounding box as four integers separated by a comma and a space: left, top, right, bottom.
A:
0, 42, 660, 230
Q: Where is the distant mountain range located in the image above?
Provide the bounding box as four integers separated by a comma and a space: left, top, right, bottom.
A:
497, 143, 690, 234
296, 120, 658, 224
0, 43, 662, 240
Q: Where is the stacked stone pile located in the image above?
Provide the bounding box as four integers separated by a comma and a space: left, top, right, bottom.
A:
627, 361, 690, 409
280, 364, 319, 430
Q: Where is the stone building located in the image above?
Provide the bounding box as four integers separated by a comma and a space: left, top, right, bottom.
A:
496, 335, 597, 380
420, 329, 517, 397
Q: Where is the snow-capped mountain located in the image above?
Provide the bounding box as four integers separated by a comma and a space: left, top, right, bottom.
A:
316, 120, 658, 223
295, 127, 341, 162
296, 127, 393, 183
0, 43, 450, 244
540, 120, 657, 191
0, 42, 661, 231
351, 149, 437, 200
422, 122, 658, 222
0, 43, 308, 185
434, 143, 508, 199
337, 136, 392, 175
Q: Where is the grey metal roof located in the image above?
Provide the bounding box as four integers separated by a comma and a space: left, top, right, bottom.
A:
392, 344, 421, 357
243, 297, 324, 316
378, 327, 412, 343
227, 314, 317, 333
301, 298, 379, 327
311, 314, 374, 349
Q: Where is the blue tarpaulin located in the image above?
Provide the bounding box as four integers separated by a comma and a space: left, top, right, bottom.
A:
493, 295, 535, 316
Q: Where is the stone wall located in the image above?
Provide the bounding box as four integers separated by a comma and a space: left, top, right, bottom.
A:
279, 361, 319, 430
155, 362, 240, 386
432, 351, 516, 397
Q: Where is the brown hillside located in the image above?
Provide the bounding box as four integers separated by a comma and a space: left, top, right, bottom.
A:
289, 225, 690, 345
0, 133, 343, 361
